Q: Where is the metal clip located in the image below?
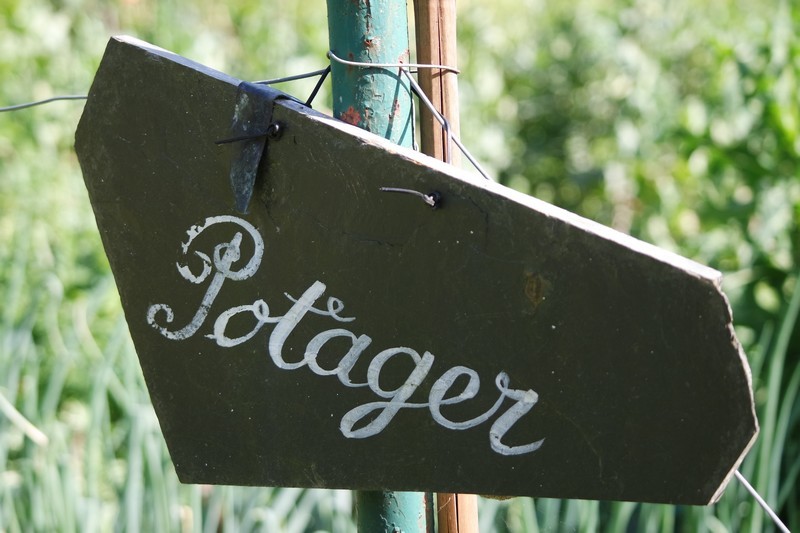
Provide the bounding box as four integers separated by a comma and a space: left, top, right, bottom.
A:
217, 82, 302, 214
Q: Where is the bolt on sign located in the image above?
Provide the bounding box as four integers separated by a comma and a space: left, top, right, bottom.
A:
75, 37, 758, 505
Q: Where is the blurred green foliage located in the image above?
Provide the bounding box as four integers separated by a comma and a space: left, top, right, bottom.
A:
458, 0, 800, 530
0, 0, 797, 530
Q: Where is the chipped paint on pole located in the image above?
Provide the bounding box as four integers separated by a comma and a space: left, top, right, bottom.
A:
326, 0, 414, 148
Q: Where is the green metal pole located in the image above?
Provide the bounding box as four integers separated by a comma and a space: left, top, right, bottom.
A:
355, 491, 430, 533
325, 1, 427, 532
326, 0, 414, 147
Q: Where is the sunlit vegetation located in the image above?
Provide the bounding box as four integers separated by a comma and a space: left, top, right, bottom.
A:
1, 0, 797, 530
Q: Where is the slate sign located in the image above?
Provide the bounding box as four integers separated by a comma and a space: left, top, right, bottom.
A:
75, 36, 758, 505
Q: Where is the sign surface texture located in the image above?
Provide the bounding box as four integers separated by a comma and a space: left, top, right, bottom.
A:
75, 36, 758, 505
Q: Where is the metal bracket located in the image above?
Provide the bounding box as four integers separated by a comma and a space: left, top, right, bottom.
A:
217, 82, 302, 214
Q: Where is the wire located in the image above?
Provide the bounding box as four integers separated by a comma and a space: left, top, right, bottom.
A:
401, 69, 491, 180
1, 65, 333, 114
252, 66, 331, 108
0, 95, 87, 112
326, 50, 489, 179
735, 471, 790, 533
304, 65, 331, 107
402, 68, 454, 164
379, 187, 441, 208
252, 67, 331, 86
327, 50, 460, 74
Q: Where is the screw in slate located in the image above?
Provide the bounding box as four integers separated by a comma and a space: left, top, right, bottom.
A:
266, 121, 284, 140
214, 121, 285, 145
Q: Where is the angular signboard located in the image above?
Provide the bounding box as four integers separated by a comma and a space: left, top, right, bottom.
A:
75, 36, 757, 504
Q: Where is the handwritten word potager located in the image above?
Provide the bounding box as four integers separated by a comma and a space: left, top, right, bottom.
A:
146, 215, 545, 456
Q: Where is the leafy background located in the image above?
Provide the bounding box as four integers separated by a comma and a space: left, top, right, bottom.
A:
0, 0, 798, 530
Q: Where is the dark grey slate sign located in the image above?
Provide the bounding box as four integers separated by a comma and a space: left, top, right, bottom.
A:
75, 36, 758, 505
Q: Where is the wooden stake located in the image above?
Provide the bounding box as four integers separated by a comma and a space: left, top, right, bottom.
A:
414, 1, 476, 531
414, 0, 461, 164
436, 492, 478, 533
